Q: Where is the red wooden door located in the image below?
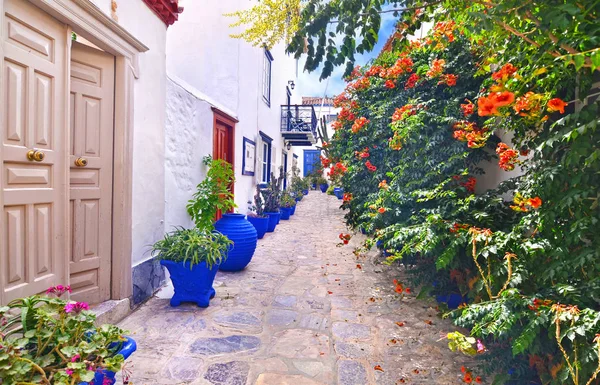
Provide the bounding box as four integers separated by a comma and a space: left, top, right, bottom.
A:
213, 120, 234, 219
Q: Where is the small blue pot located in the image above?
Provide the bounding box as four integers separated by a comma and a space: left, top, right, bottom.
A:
79, 337, 137, 385
334, 187, 343, 199
247, 215, 269, 239
319, 183, 328, 193
302, 189, 309, 195
290, 205, 296, 215
311, 183, 317, 189
265, 212, 280, 232
280, 207, 292, 220
215, 213, 258, 271
435, 293, 467, 309
160, 260, 219, 307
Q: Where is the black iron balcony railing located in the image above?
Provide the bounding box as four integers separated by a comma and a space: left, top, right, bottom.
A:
280, 105, 318, 137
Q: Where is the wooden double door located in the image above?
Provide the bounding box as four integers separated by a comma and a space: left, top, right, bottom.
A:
0, 0, 115, 304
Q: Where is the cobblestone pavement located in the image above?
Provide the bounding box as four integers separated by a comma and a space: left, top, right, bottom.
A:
119, 192, 474, 385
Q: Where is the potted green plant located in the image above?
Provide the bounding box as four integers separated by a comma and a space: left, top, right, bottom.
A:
153, 227, 232, 307
0, 287, 135, 385
317, 176, 329, 193
263, 168, 284, 232
279, 191, 296, 220
247, 185, 269, 239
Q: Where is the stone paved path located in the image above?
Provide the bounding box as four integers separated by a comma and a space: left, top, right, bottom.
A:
119, 192, 473, 384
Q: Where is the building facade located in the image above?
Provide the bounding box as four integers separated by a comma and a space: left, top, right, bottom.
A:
0, 0, 305, 309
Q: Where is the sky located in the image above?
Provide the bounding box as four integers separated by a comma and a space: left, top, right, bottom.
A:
296, 11, 399, 100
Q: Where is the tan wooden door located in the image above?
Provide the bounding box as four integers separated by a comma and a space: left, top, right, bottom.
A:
0, 0, 68, 304
69, 41, 114, 303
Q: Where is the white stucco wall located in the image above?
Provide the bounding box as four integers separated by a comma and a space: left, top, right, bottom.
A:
165, 0, 299, 226
89, 0, 167, 266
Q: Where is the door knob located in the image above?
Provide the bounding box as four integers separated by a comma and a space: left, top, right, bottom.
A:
26, 149, 45, 162
74, 157, 88, 167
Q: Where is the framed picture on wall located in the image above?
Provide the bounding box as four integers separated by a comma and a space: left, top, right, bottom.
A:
242, 137, 256, 176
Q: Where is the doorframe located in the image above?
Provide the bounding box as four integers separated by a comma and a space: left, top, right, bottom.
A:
0, 0, 149, 300
212, 107, 237, 193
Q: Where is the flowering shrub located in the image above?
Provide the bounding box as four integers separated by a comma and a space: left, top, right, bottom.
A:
324, 8, 600, 385
0, 287, 129, 384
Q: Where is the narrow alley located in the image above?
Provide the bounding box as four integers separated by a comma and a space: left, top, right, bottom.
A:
119, 193, 470, 385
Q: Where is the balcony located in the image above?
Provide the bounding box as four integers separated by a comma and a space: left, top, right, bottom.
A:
280, 105, 318, 146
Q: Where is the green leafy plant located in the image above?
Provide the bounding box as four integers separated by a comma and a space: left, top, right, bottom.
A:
263, 168, 285, 213
152, 227, 232, 269
187, 156, 236, 231
0, 288, 128, 384
280, 191, 296, 208
248, 185, 268, 218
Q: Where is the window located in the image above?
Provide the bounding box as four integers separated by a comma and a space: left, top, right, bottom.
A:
262, 49, 273, 106
260, 131, 273, 183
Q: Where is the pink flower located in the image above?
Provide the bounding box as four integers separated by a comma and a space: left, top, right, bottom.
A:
46, 285, 72, 297
71, 354, 81, 362
65, 369, 74, 376
476, 339, 486, 353
64, 302, 89, 314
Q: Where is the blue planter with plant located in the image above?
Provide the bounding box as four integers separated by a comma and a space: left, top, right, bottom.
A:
319, 183, 328, 192
290, 204, 296, 215
265, 211, 280, 232
0, 288, 135, 384
435, 293, 467, 309
80, 337, 137, 385
280, 207, 292, 220
302, 189, 309, 195
153, 227, 231, 307
215, 213, 258, 271
247, 215, 268, 239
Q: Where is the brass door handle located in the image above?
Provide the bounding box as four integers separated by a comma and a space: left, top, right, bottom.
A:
74, 157, 88, 167
26, 149, 45, 162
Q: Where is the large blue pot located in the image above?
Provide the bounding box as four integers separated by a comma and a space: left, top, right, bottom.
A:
265, 212, 280, 232
247, 215, 268, 239
280, 207, 292, 220
290, 205, 296, 215
215, 213, 258, 271
79, 337, 137, 385
319, 183, 328, 193
161, 260, 219, 307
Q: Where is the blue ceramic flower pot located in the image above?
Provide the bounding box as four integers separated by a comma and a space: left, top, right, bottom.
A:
247, 215, 269, 239
290, 205, 296, 215
265, 211, 280, 232
435, 293, 467, 309
302, 189, 309, 195
334, 187, 343, 199
79, 337, 137, 385
161, 260, 219, 307
311, 183, 316, 189
215, 213, 258, 271
319, 183, 328, 193
280, 207, 292, 220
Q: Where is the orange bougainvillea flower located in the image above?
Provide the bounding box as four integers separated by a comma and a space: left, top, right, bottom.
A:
490, 91, 515, 108
496, 142, 519, 171
351, 117, 370, 133
374, 365, 384, 372
528, 197, 542, 208
378, 207, 386, 214
378, 180, 389, 189
439, 74, 458, 86
426, 58, 445, 78
461, 100, 475, 116
547, 98, 568, 114
405, 73, 420, 89
477, 96, 498, 116
342, 193, 353, 203
492, 63, 518, 83
384, 80, 396, 89
475, 376, 482, 383
463, 373, 473, 383
395, 284, 403, 294
405, 287, 411, 294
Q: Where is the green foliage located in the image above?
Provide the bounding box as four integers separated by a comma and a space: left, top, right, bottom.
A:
280, 191, 297, 208
263, 168, 285, 213
323, 8, 600, 384
187, 156, 236, 231
0, 293, 128, 384
151, 227, 232, 269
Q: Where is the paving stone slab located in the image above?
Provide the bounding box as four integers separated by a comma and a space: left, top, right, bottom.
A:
188, 335, 261, 356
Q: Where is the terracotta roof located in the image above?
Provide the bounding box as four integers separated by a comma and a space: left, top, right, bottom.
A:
142, 0, 183, 26
302, 96, 334, 106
